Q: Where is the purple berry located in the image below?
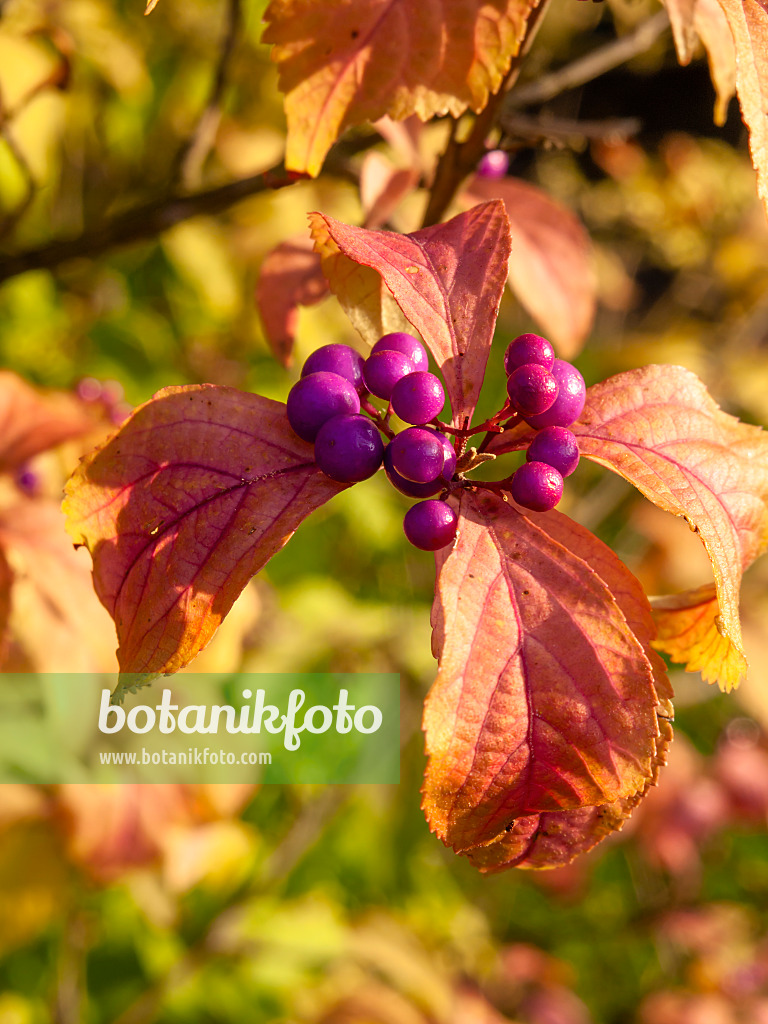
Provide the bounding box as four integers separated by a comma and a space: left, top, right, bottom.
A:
371, 332, 428, 372
383, 444, 444, 498
526, 426, 580, 477
511, 461, 564, 512
14, 465, 39, 495
362, 349, 414, 400
477, 149, 510, 179
403, 500, 458, 551
389, 427, 444, 483
314, 414, 384, 482
428, 429, 457, 481
302, 344, 367, 394
77, 377, 103, 402
390, 371, 445, 425
504, 334, 555, 375
524, 360, 586, 429
506, 364, 559, 416
286, 371, 361, 442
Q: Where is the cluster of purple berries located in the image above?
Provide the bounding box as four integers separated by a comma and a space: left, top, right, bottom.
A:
504, 334, 585, 512
286, 333, 458, 551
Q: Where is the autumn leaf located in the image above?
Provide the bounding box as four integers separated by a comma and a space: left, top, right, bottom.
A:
263, 0, 541, 176
63, 386, 347, 681
309, 215, 411, 348
422, 490, 661, 856
359, 151, 419, 229
663, 0, 736, 124
0, 499, 119, 673
463, 176, 596, 358
255, 235, 330, 367
310, 202, 511, 426
567, 366, 768, 691
0, 372, 94, 475
711, 0, 768, 213
650, 584, 733, 686
458, 511, 674, 872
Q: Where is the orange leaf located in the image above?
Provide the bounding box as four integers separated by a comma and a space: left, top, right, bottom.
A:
255, 235, 330, 367
463, 176, 596, 358
571, 365, 768, 690
309, 202, 511, 426
263, 0, 540, 176
63, 386, 346, 679
422, 490, 661, 856
0, 372, 94, 474
460, 511, 673, 872
712, 0, 768, 213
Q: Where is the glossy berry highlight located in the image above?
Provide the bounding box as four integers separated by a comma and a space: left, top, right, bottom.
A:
362, 349, 414, 400
371, 332, 428, 372
504, 333, 555, 375
301, 344, 367, 394
403, 499, 458, 551
524, 360, 586, 429
391, 371, 445, 425
389, 427, 445, 483
511, 461, 564, 512
287, 371, 361, 442
314, 414, 384, 482
526, 426, 580, 478
506, 364, 559, 417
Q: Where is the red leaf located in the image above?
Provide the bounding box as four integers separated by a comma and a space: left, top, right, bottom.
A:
359, 151, 420, 229
463, 176, 596, 358
263, 0, 541, 176
255, 235, 330, 367
422, 490, 661, 856
570, 366, 768, 690
0, 372, 94, 474
63, 386, 346, 678
309, 202, 511, 426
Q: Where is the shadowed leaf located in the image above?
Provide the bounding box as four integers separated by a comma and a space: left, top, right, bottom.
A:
422, 490, 660, 855
463, 176, 596, 358
310, 202, 511, 425
63, 386, 346, 679
263, 0, 540, 175
255, 235, 330, 367
569, 365, 768, 690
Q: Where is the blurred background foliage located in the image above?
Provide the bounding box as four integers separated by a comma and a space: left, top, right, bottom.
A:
0, 0, 767, 1020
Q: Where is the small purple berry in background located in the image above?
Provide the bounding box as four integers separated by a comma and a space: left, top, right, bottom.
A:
77, 377, 103, 402
314, 414, 384, 482
383, 444, 444, 498
503, 333, 555, 375
477, 149, 510, 180
371, 332, 428, 372
363, 349, 414, 400
524, 360, 586, 429
302, 343, 367, 394
507, 364, 559, 416
101, 379, 125, 407
286, 371, 360, 442
403, 499, 458, 551
389, 427, 445, 483
526, 426, 580, 477
14, 465, 40, 496
391, 371, 445, 425
511, 461, 564, 512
